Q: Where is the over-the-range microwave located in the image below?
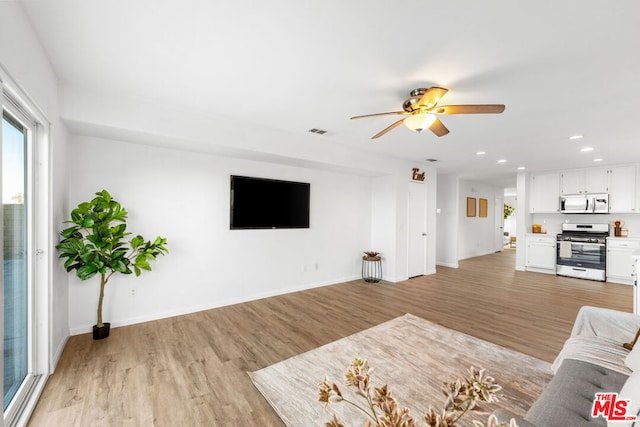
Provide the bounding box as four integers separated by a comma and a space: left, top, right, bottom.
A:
560, 193, 609, 214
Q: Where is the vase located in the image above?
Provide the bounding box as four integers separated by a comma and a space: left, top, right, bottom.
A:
92, 322, 111, 340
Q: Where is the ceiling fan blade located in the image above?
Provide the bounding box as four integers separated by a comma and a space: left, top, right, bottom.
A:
351, 111, 407, 120
434, 104, 506, 114
429, 117, 450, 137
372, 119, 405, 139
417, 87, 448, 109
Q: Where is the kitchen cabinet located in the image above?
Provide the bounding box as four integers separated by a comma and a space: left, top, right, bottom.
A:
560, 167, 608, 195
608, 165, 637, 213
526, 234, 557, 273
529, 172, 560, 213
606, 238, 640, 285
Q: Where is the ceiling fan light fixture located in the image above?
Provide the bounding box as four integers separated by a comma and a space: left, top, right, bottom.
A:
404, 113, 437, 133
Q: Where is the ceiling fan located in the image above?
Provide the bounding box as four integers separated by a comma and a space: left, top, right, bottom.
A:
351, 87, 505, 139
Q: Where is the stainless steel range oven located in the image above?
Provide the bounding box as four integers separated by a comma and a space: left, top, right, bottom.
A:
556, 223, 609, 281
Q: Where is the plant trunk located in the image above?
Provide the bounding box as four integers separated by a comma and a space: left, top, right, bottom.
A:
97, 273, 107, 327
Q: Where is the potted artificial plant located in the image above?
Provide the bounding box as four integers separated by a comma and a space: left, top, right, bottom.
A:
56, 190, 168, 340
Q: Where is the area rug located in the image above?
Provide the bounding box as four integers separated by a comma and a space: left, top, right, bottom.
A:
248, 314, 553, 426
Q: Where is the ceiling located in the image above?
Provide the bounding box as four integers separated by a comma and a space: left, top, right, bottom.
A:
19, 0, 640, 187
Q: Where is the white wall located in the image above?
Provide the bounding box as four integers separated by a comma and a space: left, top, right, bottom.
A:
436, 176, 502, 265
67, 135, 374, 333
0, 5, 439, 338
371, 175, 397, 280
0, 2, 70, 369
515, 171, 530, 270
436, 174, 459, 267
457, 180, 502, 260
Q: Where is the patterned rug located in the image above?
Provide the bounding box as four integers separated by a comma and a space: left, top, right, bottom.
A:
249, 314, 553, 426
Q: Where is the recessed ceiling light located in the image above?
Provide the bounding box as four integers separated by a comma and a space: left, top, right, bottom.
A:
497, 159, 507, 163
593, 158, 604, 162
581, 147, 594, 152
569, 135, 584, 140
517, 166, 526, 170
476, 151, 486, 156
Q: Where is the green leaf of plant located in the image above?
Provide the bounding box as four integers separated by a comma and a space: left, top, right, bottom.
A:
70, 210, 82, 223
131, 235, 144, 249
97, 189, 111, 202
56, 239, 84, 255
134, 257, 151, 271
63, 256, 78, 269
112, 260, 127, 273
79, 252, 96, 264
58, 190, 168, 289
60, 226, 81, 238
77, 265, 98, 280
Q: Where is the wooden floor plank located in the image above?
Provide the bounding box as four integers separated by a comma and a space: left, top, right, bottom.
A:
28, 250, 633, 426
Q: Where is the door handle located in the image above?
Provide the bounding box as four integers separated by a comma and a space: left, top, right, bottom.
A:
422, 233, 427, 236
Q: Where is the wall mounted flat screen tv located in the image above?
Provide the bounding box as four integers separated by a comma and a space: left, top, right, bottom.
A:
230, 175, 310, 229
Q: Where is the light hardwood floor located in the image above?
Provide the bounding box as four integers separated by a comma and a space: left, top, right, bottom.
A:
28, 250, 633, 426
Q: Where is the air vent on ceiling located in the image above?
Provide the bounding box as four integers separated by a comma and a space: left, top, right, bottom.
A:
308, 128, 328, 135
425, 158, 439, 162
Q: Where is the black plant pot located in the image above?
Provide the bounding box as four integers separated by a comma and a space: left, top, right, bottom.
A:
92, 323, 111, 340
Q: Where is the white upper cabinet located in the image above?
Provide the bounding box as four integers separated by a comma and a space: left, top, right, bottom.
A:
584, 168, 609, 193
560, 169, 584, 195
530, 172, 560, 213
608, 165, 637, 213
560, 168, 608, 195
532, 164, 639, 214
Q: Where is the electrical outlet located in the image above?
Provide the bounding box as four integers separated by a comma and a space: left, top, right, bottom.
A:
130, 288, 136, 297
314, 263, 319, 270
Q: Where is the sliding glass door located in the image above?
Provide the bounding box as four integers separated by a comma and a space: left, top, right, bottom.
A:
1, 70, 51, 426
2, 111, 30, 411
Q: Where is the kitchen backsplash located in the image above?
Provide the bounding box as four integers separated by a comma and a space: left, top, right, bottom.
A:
531, 212, 640, 237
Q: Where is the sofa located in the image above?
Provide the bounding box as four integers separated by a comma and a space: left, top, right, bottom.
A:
494, 306, 640, 427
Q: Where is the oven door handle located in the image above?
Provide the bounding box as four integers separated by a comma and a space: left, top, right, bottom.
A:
562, 241, 605, 247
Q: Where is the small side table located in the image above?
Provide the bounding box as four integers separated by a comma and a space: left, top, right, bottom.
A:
362, 255, 382, 283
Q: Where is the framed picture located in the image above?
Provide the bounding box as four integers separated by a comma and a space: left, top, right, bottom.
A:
479, 198, 488, 217
466, 197, 476, 217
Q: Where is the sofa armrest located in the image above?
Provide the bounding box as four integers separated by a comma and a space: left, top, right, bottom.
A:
570, 306, 640, 342
491, 409, 538, 427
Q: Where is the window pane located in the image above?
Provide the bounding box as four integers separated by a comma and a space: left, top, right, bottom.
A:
2, 114, 28, 410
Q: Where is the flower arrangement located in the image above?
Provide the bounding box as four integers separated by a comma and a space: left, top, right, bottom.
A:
318, 358, 518, 427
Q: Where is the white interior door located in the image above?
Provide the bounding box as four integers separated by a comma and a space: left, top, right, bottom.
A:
408, 182, 427, 277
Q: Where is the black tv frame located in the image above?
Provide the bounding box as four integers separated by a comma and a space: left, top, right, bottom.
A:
230, 175, 310, 230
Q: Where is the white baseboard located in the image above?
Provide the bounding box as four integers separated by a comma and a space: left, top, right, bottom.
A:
524, 266, 556, 275
436, 261, 459, 268
50, 334, 69, 373
69, 275, 361, 335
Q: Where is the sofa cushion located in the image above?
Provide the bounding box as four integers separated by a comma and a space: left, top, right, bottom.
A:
526, 359, 629, 427
552, 335, 632, 376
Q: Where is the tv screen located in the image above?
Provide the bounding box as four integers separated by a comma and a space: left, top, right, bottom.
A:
230, 175, 310, 229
